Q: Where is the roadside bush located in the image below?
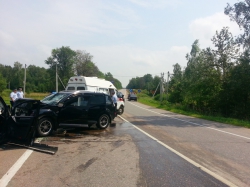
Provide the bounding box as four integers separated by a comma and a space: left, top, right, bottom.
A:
141, 89, 148, 94
137, 92, 148, 99
153, 94, 160, 101
2, 89, 11, 97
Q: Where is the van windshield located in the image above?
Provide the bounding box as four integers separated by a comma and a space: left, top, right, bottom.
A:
41, 93, 71, 105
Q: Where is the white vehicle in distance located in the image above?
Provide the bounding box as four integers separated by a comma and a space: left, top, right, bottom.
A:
65, 76, 125, 115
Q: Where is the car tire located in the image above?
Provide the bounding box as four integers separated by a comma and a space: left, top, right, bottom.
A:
37, 118, 53, 137
96, 114, 110, 129
118, 106, 124, 115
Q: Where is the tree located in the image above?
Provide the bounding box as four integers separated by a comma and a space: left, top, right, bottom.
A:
168, 63, 183, 103
211, 27, 240, 80
225, 0, 250, 48
74, 50, 101, 76
186, 39, 200, 64
0, 63, 22, 89
104, 72, 122, 89
26, 65, 50, 92
11, 62, 24, 89
0, 73, 7, 93
0, 64, 10, 88
181, 40, 222, 113
45, 46, 76, 90
218, 50, 250, 119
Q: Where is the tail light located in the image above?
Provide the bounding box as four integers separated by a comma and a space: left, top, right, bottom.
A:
118, 98, 123, 101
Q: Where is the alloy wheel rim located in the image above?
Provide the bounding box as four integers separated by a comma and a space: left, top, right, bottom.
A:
100, 116, 108, 127
40, 120, 52, 134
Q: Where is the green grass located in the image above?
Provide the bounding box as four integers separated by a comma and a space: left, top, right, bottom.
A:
137, 94, 250, 128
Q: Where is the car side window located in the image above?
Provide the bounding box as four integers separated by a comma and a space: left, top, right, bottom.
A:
89, 95, 105, 105
14, 101, 37, 116
106, 95, 112, 105
64, 95, 92, 107
79, 95, 91, 106
64, 96, 78, 107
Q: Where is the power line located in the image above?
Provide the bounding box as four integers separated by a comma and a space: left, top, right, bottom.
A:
111, 73, 170, 78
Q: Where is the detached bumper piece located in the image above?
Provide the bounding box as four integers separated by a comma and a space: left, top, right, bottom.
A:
1, 139, 58, 155
7, 142, 58, 155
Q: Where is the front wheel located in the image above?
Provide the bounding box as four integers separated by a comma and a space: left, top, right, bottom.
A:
96, 114, 110, 129
37, 118, 53, 137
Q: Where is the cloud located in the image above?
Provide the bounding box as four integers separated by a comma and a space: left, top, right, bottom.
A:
0, 0, 143, 68
189, 12, 242, 48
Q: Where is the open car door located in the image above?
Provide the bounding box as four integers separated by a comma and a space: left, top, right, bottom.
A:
0, 96, 10, 144
7, 99, 40, 146
0, 97, 58, 154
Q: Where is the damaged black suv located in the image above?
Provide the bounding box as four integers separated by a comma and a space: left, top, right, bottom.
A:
0, 90, 116, 142
39, 90, 117, 136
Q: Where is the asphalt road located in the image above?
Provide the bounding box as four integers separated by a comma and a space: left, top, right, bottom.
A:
0, 89, 250, 186
121, 89, 250, 187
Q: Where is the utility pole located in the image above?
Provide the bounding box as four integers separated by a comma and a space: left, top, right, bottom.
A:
56, 63, 58, 92
160, 72, 164, 102
23, 64, 26, 98
166, 71, 170, 100
152, 82, 160, 98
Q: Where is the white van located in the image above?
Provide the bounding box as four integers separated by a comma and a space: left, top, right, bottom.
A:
65, 76, 125, 114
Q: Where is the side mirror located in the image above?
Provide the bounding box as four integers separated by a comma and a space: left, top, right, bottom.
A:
58, 103, 64, 107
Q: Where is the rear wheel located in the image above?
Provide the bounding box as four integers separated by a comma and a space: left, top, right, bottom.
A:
96, 114, 110, 129
118, 106, 124, 115
37, 118, 53, 137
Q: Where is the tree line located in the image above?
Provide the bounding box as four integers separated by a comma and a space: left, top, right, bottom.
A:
0, 47, 122, 93
126, 74, 161, 95
126, 0, 250, 120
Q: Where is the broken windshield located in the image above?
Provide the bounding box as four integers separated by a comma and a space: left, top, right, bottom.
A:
41, 93, 71, 105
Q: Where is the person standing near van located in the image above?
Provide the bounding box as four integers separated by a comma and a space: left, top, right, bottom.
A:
17, 87, 24, 98
111, 92, 117, 110
10, 88, 18, 107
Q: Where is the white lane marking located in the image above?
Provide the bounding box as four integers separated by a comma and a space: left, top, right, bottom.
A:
118, 115, 237, 187
0, 138, 42, 187
0, 150, 33, 187
128, 102, 250, 140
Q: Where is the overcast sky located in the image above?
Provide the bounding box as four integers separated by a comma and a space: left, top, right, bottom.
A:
0, 0, 242, 87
